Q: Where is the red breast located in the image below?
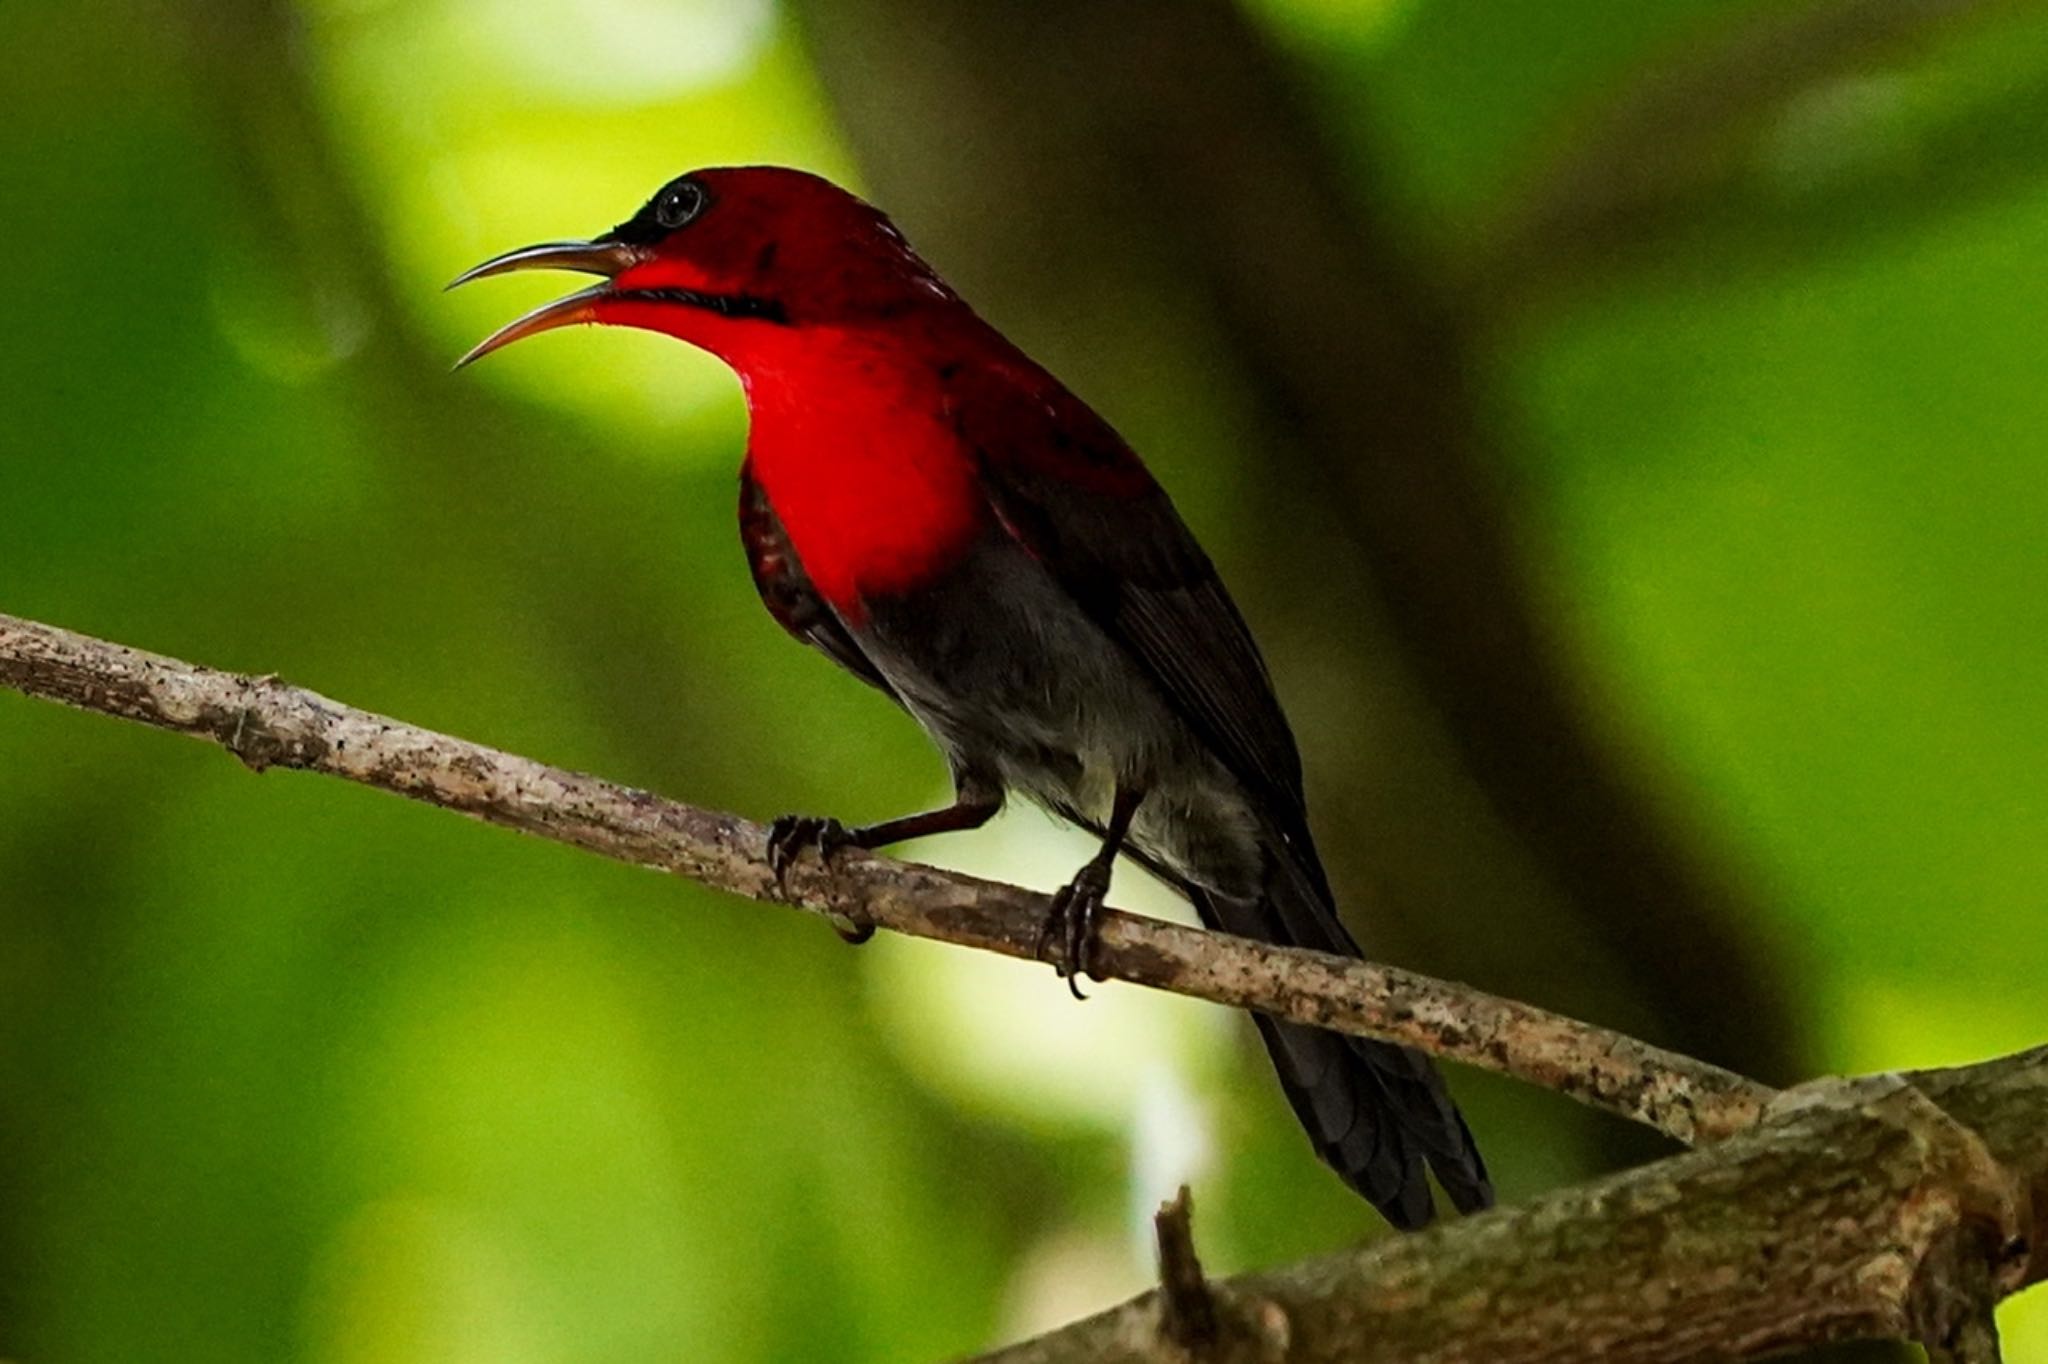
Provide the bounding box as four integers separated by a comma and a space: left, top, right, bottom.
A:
738, 324, 988, 617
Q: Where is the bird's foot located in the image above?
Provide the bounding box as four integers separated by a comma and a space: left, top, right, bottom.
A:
767, 813, 853, 879
765, 814, 873, 944
1035, 860, 1112, 1000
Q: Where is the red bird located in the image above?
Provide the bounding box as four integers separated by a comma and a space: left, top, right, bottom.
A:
453, 166, 1490, 1228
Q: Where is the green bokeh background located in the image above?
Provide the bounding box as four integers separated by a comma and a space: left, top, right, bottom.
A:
4, 1, 2044, 1359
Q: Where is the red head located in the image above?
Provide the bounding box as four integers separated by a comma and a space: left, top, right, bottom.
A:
450, 166, 958, 369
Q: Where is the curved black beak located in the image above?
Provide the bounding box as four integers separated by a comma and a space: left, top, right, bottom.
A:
447, 238, 648, 369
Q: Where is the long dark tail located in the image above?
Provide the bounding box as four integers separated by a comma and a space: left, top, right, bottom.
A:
1190, 848, 1493, 1229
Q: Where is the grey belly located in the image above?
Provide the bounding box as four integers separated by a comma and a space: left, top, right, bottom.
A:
855, 533, 1265, 898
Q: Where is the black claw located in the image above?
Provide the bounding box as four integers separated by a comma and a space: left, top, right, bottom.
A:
1066, 886, 1096, 996
1032, 897, 1063, 972
766, 813, 851, 884
1038, 861, 1111, 1000
828, 912, 876, 946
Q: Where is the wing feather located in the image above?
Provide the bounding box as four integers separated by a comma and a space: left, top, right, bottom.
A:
947, 362, 1310, 833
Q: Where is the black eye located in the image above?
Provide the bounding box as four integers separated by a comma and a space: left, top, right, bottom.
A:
655, 180, 705, 230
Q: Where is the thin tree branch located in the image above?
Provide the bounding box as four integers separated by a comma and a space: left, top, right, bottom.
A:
0, 609, 1772, 1144
973, 1059, 2043, 1364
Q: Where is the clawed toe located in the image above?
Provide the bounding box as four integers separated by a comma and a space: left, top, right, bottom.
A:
766, 813, 852, 882
827, 912, 875, 946
1036, 862, 1111, 1000
767, 814, 875, 945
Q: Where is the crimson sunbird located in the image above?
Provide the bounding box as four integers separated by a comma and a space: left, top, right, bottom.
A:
452, 166, 1490, 1228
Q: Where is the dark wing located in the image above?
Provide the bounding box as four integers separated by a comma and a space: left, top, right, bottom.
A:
947, 361, 1311, 836
739, 463, 898, 700
954, 364, 1494, 1221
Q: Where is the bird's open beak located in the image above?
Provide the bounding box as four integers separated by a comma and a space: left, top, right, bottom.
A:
446, 239, 648, 368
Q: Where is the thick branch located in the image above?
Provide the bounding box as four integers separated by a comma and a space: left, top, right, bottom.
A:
974, 1057, 2044, 1363
0, 610, 1770, 1143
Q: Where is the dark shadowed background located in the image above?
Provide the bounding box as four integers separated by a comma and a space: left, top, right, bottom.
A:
4, 0, 2045, 1358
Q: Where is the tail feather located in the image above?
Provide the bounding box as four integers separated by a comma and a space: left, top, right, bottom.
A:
1253, 1014, 1436, 1227
1191, 851, 1493, 1228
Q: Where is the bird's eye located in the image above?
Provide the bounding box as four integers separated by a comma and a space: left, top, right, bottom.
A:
655, 180, 706, 230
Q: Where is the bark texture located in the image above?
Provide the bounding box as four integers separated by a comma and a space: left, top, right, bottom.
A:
976, 1062, 2042, 1364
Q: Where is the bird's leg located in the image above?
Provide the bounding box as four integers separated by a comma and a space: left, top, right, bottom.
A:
766, 785, 1003, 874
767, 775, 1003, 943
1037, 785, 1144, 999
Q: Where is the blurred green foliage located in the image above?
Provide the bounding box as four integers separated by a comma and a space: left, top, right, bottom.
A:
3, 0, 2044, 1359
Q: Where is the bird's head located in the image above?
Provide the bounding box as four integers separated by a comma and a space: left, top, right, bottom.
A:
450, 166, 955, 368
